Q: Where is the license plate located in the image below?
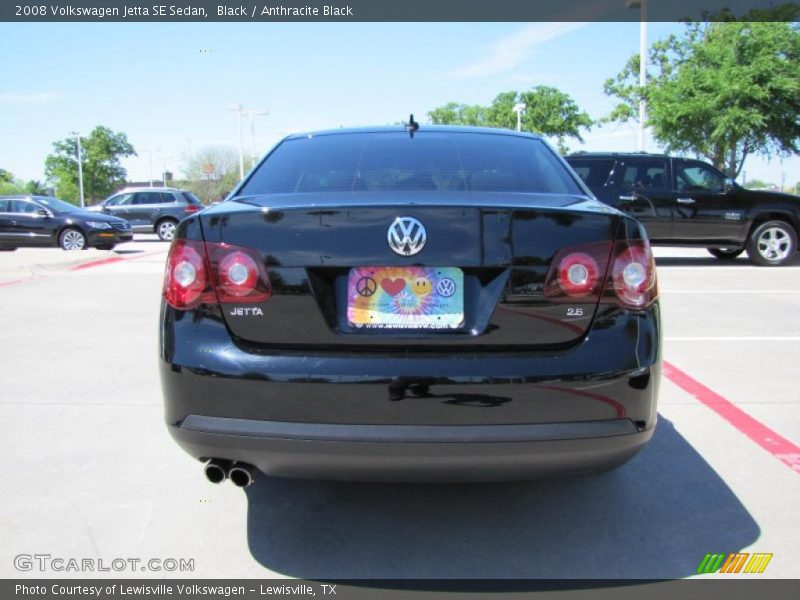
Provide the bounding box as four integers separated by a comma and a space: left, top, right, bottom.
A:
347, 267, 464, 330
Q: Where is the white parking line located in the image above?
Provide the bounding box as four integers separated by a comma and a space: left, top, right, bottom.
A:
663, 290, 800, 294
665, 336, 800, 341
659, 266, 800, 271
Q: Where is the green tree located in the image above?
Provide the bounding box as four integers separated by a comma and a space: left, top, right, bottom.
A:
180, 145, 253, 203
44, 126, 135, 204
24, 180, 49, 195
0, 169, 49, 196
0, 169, 21, 195
428, 86, 592, 153
604, 20, 800, 177
427, 102, 488, 126
488, 87, 592, 153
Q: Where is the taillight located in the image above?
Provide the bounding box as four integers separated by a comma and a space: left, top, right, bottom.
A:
545, 242, 613, 300
184, 204, 201, 214
557, 252, 601, 297
163, 240, 210, 310
206, 243, 271, 303
608, 240, 658, 309
544, 239, 658, 309
163, 240, 271, 309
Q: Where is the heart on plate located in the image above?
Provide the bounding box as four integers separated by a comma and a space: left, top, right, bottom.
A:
380, 278, 406, 296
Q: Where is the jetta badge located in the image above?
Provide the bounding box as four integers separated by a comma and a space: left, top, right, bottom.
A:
388, 217, 426, 256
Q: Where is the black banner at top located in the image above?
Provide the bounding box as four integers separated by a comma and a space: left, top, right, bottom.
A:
3, 0, 799, 22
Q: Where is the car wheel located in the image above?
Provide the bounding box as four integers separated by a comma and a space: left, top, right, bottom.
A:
95, 244, 116, 251
59, 228, 87, 251
707, 247, 744, 260
746, 220, 797, 266
156, 219, 178, 241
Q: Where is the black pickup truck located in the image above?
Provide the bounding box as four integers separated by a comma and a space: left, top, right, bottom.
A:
565, 152, 800, 266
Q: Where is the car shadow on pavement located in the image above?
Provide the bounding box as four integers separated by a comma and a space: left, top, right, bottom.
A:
243, 416, 759, 580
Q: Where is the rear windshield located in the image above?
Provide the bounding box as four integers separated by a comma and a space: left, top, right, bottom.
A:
566, 158, 616, 188
240, 132, 582, 195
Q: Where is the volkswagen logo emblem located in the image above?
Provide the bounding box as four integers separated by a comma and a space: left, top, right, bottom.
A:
387, 217, 426, 256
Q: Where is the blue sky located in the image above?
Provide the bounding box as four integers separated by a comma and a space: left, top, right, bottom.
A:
0, 21, 796, 187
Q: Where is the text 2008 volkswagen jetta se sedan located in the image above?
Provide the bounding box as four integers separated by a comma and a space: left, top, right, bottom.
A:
159, 125, 661, 486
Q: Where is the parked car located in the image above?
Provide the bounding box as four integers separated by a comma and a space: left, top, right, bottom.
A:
565, 152, 800, 266
0, 195, 132, 251
160, 126, 661, 486
88, 187, 203, 241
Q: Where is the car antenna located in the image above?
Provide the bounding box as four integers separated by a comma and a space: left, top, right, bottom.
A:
406, 114, 420, 138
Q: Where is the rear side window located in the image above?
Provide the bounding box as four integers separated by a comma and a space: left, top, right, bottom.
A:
620, 159, 668, 190
11, 200, 40, 213
567, 159, 615, 188
0, 199, 10, 212
241, 132, 582, 195
105, 193, 133, 206
132, 192, 163, 205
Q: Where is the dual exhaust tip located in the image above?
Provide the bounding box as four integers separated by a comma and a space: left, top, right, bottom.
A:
204, 459, 255, 488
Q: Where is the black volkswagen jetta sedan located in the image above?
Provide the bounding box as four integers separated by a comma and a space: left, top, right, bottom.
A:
0, 195, 132, 251
160, 126, 661, 486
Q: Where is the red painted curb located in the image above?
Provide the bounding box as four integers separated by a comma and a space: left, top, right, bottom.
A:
69, 256, 126, 270
0, 249, 167, 287
663, 360, 800, 474
0, 274, 40, 288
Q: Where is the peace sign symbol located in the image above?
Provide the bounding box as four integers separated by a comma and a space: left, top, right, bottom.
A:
356, 276, 377, 297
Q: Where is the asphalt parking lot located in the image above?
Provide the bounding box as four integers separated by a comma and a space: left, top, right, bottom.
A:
0, 238, 798, 580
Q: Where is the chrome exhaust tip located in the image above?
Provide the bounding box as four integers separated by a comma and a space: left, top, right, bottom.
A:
228, 463, 255, 488
204, 459, 231, 484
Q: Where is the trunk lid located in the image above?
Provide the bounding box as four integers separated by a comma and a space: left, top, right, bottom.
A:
199, 192, 620, 350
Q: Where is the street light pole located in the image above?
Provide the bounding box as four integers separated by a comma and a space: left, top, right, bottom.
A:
244, 109, 268, 163
626, 0, 648, 151
513, 102, 526, 132
638, 1, 647, 152
72, 133, 85, 208
143, 148, 162, 187
229, 103, 245, 180
162, 156, 172, 187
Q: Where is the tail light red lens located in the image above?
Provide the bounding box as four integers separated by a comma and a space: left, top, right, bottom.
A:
545, 242, 613, 300
557, 251, 601, 297
609, 240, 658, 309
206, 243, 272, 303
184, 204, 201, 214
163, 240, 271, 309
545, 239, 658, 309
163, 240, 209, 310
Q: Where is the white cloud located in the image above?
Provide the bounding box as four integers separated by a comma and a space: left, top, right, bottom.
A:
0, 91, 62, 103
448, 22, 587, 79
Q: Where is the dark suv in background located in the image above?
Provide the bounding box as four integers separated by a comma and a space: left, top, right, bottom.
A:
565, 153, 800, 266
89, 187, 203, 241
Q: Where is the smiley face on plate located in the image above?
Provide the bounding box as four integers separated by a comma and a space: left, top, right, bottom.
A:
411, 277, 432, 296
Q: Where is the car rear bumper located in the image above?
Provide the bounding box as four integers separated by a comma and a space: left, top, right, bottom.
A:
160, 302, 661, 481
169, 416, 653, 482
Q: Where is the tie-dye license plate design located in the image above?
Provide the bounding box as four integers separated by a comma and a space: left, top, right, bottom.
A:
347, 267, 464, 329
